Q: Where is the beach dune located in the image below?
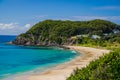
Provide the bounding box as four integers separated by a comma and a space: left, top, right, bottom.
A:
7, 46, 110, 80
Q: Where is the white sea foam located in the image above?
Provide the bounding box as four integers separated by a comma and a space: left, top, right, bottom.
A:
71, 50, 77, 53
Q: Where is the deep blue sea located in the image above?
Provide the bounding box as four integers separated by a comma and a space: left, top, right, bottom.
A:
0, 35, 79, 79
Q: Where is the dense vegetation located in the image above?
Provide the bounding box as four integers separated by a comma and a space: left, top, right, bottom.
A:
67, 48, 120, 80
77, 33, 120, 48
13, 19, 120, 46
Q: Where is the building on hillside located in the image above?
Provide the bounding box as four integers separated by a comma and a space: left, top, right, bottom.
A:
113, 29, 120, 34
76, 35, 89, 39
91, 35, 101, 39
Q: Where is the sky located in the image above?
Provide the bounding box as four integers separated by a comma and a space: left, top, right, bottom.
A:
0, 0, 120, 35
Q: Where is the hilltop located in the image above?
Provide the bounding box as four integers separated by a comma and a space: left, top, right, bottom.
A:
12, 19, 120, 46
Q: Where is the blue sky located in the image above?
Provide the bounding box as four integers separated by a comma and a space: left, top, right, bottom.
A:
0, 0, 120, 35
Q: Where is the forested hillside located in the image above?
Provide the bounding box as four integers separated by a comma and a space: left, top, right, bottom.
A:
13, 19, 120, 46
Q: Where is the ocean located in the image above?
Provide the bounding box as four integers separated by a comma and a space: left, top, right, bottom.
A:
0, 35, 79, 79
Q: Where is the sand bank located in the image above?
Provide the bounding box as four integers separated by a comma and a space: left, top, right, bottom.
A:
6, 46, 110, 80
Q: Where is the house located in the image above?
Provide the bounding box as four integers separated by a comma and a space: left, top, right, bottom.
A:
76, 34, 89, 39
113, 29, 120, 34
91, 35, 101, 39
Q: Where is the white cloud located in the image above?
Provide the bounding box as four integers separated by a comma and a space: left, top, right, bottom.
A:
34, 15, 48, 19
24, 24, 31, 28
0, 23, 32, 35
0, 23, 17, 30
94, 6, 120, 10
72, 16, 120, 21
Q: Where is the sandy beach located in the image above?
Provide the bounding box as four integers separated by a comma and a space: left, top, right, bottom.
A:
6, 46, 110, 80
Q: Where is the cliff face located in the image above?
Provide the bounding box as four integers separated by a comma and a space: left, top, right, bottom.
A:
13, 35, 77, 46
12, 19, 120, 46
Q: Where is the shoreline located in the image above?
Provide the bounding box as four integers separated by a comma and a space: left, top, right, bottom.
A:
4, 46, 110, 80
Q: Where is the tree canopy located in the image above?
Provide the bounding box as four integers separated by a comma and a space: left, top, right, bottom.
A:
13, 19, 120, 45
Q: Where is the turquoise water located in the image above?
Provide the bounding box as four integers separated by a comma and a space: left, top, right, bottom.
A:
0, 35, 80, 79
